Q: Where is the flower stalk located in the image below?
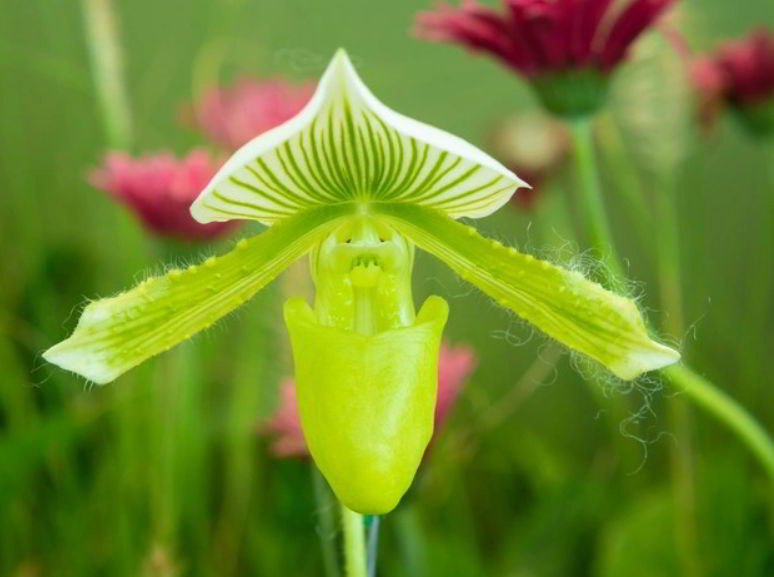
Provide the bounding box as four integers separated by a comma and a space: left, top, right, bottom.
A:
340, 504, 367, 577
312, 466, 341, 577
366, 516, 380, 577
568, 117, 624, 281
652, 173, 701, 577
664, 364, 774, 480
81, 0, 132, 149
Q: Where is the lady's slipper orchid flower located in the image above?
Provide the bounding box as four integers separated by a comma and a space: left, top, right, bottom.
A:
415, 0, 678, 116
89, 149, 234, 240
263, 342, 477, 458
45, 49, 678, 514
184, 77, 315, 150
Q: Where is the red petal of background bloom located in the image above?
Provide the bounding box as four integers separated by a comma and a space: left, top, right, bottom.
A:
574, 0, 615, 64
599, 0, 677, 70
185, 78, 315, 151
89, 149, 234, 240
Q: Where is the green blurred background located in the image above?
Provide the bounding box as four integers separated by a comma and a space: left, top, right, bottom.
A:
0, 1, 772, 576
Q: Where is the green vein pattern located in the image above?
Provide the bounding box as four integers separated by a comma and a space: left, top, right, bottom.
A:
197, 76, 518, 224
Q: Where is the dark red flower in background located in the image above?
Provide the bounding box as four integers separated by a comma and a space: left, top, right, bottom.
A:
89, 149, 234, 240
415, 0, 677, 76
183, 78, 315, 151
691, 29, 774, 133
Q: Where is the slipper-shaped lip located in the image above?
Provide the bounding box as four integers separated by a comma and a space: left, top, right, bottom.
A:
283, 295, 449, 514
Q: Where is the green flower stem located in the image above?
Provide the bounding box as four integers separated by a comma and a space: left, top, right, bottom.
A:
568, 115, 774, 482
393, 508, 427, 577
668, 388, 701, 577
664, 364, 774, 481
81, 0, 132, 148
596, 115, 653, 255
312, 466, 341, 577
653, 174, 701, 577
652, 177, 685, 337
569, 117, 624, 281
367, 516, 380, 577
341, 503, 367, 577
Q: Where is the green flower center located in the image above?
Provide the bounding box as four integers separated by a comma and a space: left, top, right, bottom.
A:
311, 216, 416, 335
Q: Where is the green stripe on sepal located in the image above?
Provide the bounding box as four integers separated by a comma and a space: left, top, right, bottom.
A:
44, 204, 355, 384
373, 203, 680, 380
191, 49, 528, 225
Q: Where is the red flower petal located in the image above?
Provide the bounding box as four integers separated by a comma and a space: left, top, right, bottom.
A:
599, 0, 677, 70
185, 78, 315, 151
415, 1, 537, 73
89, 149, 235, 240
574, 0, 615, 64
717, 29, 774, 103
522, 2, 566, 68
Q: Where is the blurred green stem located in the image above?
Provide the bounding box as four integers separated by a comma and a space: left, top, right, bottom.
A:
313, 466, 342, 577
568, 115, 774, 483
652, 177, 685, 337
664, 364, 774, 481
81, 0, 132, 148
367, 516, 380, 577
564, 124, 643, 471
569, 117, 624, 281
393, 507, 428, 577
653, 174, 700, 577
341, 504, 367, 577
596, 115, 653, 255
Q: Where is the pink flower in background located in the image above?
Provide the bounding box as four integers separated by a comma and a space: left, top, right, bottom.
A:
691, 56, 728, 127
184, 78, 316, 151
713, 29, 774, 105
414, 0, 677, 76
435, 342, 478, 425
262, 378, 310, 458
89, 149, 234, 240
691, 29, 774, 132
262, 342, 478, 458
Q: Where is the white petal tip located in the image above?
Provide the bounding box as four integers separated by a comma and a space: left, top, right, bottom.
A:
612, 344, 681, 381
332, 47, 350, 63
43, 344, 114, 385
189, 200, 209, 224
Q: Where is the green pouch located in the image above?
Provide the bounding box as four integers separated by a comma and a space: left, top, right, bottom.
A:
284, 295, 449, 514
